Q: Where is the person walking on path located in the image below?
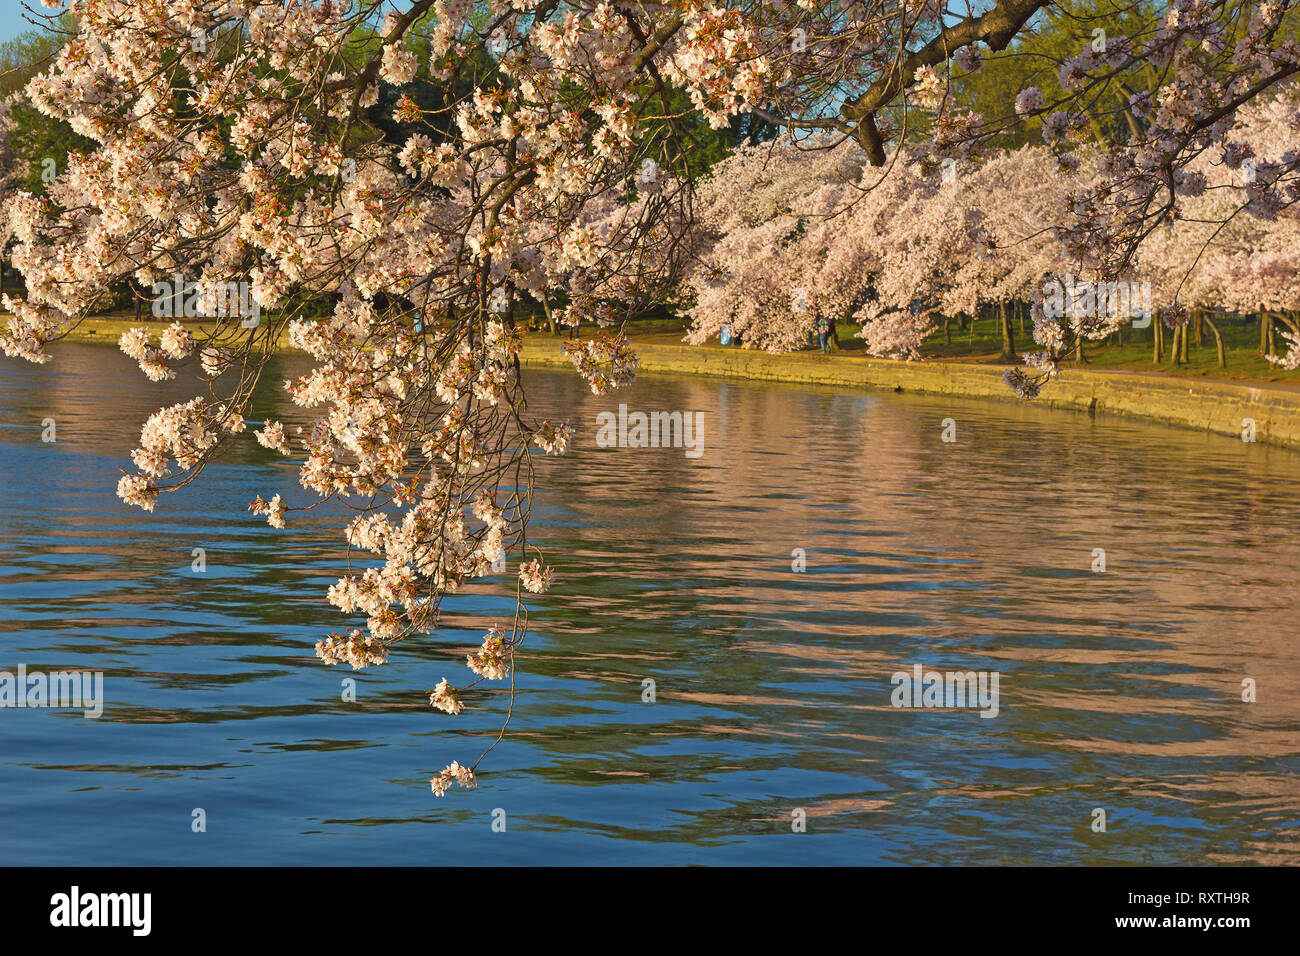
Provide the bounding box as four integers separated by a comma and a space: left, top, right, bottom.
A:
817, 314, 832, 353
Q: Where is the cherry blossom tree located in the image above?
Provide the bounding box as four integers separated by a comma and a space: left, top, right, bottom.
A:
9, 0, 1060, 794
7, 0, 1300, 794
681, 135, 879, 351
681, 137, 1071, 361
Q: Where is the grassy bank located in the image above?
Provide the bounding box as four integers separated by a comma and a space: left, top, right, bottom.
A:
896, 314, 1300, 387
44, 314, 293, 348
653, 316, 1300, 387
31, 312, 1300, 387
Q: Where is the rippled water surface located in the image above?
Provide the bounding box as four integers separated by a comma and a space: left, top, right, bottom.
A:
1, 342, 1297, 864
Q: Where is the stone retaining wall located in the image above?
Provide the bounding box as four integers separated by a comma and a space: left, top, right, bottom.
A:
521, 339, 1300, 448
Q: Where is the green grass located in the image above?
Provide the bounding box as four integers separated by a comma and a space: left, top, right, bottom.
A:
33, 309, 1300, 389
827, 314, 1300, 387
557, 313, 1300, 387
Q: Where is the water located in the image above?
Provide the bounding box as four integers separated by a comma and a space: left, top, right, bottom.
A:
0, 342, 1297, 865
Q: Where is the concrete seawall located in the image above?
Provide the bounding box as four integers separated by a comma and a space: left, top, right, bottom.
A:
521, 339, 1300, 448
36, 318, 1300, 447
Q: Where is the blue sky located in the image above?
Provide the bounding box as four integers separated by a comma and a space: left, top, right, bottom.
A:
1, 2, 65, 44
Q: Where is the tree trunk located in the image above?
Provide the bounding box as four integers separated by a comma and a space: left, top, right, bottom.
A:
999, 300, 1014, 358
541, 298, 557, 335
1153, 318, 1163, 363
1204, 313, 1226, 368
944, 316, 951, 345
1275, 312, 1300, 337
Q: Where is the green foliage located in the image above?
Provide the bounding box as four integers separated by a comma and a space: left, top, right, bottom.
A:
7, 100, 96, 195
2, 18, 96, 197
955, 1, 1300, 151
0, 19, 65, 97
954, 1, 1163, 150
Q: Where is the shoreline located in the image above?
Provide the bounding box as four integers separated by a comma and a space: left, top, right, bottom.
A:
520, 338, 1300, 449
31, 316, 1300, 448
